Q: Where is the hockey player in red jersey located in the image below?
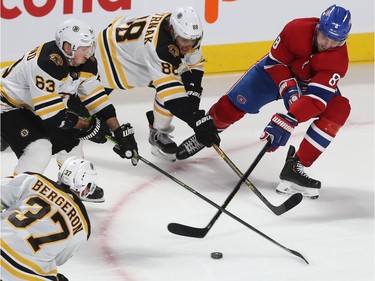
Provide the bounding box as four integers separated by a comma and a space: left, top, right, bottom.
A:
177, 5, 352, 199
1, 19, 138, 203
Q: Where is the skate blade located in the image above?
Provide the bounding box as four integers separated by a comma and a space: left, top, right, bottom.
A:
151, 146, 176, 162
81, 197, 105, 203
276, 181, 319, 199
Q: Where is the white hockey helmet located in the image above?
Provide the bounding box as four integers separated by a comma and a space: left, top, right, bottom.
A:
170, 7, 203, 40
55, 19, 96, 60
58, 157, 97, 199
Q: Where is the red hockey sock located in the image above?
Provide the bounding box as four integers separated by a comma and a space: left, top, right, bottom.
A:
296, 96, 350, 167
296, 139, 322, 167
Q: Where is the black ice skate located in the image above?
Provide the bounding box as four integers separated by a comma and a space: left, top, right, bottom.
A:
276, 145, 321, 199
82, 186, 105, 203
147, 111, 177, 162
176, 134, 205, 160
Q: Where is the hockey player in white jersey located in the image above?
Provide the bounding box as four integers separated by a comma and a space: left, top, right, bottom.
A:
1, 157, 97, 281
1, 19, 138, 202
96, 7, 220, 161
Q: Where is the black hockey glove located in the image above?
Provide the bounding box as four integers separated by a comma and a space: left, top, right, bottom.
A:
182, 69, 203, 111
187, 90, 202, 111
113, 123, 139, 165
57, 273, 69, 281
189, 110, 220, 147
76, 116, 109, 143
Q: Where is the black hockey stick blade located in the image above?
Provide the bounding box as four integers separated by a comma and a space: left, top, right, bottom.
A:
167, 194, 302, 238
140, 155, 308, 264
255, 190, 303, 216
271, 192, 303, 215
168, 140, 270, 239
167, 223, 209, 238
106, 136, 308, 263
213, 144, 303, 216
287, 248, 309, 265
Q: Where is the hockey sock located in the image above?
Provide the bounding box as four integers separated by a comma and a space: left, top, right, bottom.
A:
296, 96, 350, 167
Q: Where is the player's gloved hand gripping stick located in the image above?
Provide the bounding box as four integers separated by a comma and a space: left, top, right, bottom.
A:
106, 135, 307, 264
168, 138, 303, 240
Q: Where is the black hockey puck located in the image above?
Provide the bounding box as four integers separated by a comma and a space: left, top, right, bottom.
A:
210, 252, 223, 259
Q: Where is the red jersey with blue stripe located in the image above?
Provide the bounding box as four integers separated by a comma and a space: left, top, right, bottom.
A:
265, 17, 349, 102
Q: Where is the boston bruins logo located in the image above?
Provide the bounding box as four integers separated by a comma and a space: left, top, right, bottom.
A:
50, 53, 63, 66
72, 25, 80, 32
168, 44, 180, 57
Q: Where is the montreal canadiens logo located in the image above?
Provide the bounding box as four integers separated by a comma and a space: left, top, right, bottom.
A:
237, 95, 246, 104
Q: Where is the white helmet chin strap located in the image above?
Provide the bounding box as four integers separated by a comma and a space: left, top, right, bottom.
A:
60, 42, 75, 66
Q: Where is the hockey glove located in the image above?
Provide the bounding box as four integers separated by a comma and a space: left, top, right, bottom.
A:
77, 116, 109, 143
190, 110, 220, 147
113, 123, 139, 165
260, 113, 298, 152
279, 78, 301, 110
187, 90, 202, 111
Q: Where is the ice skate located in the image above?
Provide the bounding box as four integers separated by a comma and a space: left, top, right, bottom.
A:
81, 186, 105, 203
276, 145, 321, 199
147, 111, 177, 162
176, 134, 205, 160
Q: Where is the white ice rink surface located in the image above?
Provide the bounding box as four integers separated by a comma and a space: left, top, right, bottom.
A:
1, 64, 374, 281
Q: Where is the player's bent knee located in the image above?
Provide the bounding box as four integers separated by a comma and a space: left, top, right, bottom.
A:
321, 96, 351, 126
14, 139, 52, 174
209, 95, 245, 130
315, 96, 351, 137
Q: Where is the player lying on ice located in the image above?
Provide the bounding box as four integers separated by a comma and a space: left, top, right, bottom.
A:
176, 4, 352, 199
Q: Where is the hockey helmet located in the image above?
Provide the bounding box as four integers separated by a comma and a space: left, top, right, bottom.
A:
55, 19, 96, 60
58, 157, 97, 199
170, 7, 203, 40
319, 5, 351, 42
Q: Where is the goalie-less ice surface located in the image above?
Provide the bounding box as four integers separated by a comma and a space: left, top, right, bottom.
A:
1, 64, 374, 281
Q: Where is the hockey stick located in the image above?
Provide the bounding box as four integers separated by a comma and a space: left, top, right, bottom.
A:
168, 140, 269, 238
139, 156, 308, 264
213, 144, 303, 215
106, 136, 308, 263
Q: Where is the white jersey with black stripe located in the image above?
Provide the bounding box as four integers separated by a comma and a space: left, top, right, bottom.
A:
0, 41, 112, 120
1, 173, 90, 281
96, 12, 204, 104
